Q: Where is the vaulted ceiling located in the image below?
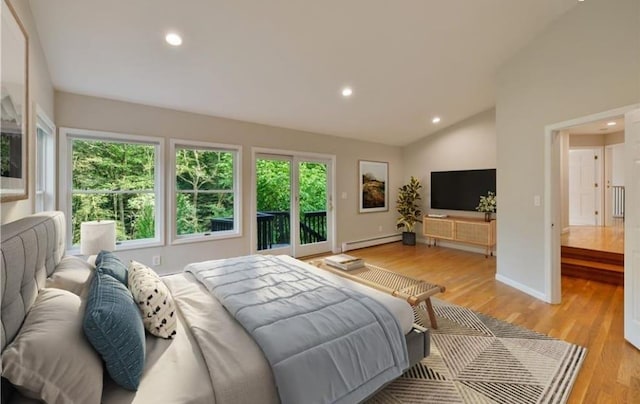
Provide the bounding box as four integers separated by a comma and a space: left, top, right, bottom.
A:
30, 0, 578, 146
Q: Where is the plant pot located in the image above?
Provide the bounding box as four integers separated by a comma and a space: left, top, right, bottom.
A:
484, 212, 492, 222
402, 231, 416, 246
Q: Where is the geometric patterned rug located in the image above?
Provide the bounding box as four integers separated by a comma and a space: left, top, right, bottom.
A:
368, 299, 587, 404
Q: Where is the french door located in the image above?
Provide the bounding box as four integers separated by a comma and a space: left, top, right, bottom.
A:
254, 152, 334, 257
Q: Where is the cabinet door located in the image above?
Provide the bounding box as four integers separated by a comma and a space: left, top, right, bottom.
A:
424, 218, 454, 239
455, 221, 489, 245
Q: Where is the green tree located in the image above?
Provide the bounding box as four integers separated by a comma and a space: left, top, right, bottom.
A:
175, 149, 234, 234
71, 140, 155, 243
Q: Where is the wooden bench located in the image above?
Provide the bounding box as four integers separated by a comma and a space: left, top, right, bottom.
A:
309, 260, 446, 329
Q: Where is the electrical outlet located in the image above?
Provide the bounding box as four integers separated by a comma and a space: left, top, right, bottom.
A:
534, 195, 541, 207
152, 255, 161, 266
378, 225, 383, 232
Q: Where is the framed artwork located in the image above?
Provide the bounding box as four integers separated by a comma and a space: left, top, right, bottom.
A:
1, 0, 29, 202
359, 160, 388, 213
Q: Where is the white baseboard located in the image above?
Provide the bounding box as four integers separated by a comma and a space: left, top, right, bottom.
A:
495, 273, 549, 302
342, 234, 401, 252
416, 236, 496, 257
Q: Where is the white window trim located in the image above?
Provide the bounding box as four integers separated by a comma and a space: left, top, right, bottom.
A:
35, 105, 56, 212
59, 127, 165, 253
169, 138, 242, 245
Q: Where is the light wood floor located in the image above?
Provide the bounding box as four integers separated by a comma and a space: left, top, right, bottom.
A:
341, 242, 640, 404
562, 222, 625, 254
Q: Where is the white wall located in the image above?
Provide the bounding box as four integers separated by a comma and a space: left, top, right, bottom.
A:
403, 108, 496, 218
55, 92, 404, 274
605, 131, 625, 145
496, 0, 640, 297
569, 134, 605, 148
1, 0, 54, 223
611, 143, 625, 186
568, 131, 624, 147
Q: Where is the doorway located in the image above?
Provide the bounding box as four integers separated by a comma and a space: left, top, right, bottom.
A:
556, 119, 625, 286
545, 104, 640, 349
252, 149, 335, 258
563, 120, 625, 255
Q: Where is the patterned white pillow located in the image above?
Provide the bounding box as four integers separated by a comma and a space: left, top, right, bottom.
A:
128, 260, 177, 339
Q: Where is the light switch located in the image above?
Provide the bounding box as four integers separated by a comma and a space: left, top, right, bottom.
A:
341, 192, 347, 200
534, 195, 541, 207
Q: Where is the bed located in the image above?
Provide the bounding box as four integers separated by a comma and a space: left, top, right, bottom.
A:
1, 212, 429, 404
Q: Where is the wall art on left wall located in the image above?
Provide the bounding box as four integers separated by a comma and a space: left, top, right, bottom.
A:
1, 0, 29, 202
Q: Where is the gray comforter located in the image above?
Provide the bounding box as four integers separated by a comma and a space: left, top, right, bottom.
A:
185, 255, 408, 404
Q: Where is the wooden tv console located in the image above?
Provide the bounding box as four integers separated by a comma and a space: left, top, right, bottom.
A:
423, 215, 496, 257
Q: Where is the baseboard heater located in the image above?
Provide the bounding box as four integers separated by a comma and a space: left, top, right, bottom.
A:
341, 234, 401, 252
612, 185, 625, 218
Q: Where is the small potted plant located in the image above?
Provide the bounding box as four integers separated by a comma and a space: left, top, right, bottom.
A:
476, 191, 496, 222
396, 176, 422, 245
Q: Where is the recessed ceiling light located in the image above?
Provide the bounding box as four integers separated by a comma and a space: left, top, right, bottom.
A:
341, 87, 353, 97
432, 117, 441, 124
607, 121, 616, 126
165, 33, 182, 46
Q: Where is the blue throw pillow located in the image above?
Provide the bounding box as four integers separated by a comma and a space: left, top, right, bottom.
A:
95, 250, 128, 286
83, 269, 145, 390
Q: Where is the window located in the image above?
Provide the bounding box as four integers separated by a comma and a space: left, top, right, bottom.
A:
35, 107, 55, 212
60, 128, 164, 250
171, 140, 241, 242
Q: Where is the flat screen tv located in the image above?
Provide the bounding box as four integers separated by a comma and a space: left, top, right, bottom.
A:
430, 169, 496, 211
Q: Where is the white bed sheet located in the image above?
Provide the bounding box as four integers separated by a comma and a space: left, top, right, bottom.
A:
100, 286, 215, 404
101, 272, 279, 404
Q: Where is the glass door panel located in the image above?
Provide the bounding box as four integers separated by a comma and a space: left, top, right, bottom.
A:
298, 161, 328, 246
295, 159, 332, 257
255, 156, 292, 253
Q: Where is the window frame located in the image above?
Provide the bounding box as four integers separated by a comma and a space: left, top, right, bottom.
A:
59, 127, 165, 253
169, 138, 242, 245
35, 105, 56, 212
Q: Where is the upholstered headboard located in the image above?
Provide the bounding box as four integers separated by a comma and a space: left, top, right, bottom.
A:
1, 211, 66, 352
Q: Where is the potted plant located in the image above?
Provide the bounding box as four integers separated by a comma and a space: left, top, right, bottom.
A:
396, 176, 422, 245
476, 191, 496, 222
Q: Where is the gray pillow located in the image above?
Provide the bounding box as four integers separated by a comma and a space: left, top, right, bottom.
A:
1, 288, 103, 404
46, 255, 95, 297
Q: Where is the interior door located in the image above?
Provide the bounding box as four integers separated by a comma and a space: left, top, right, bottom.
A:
624, 108, 640, 349
569, 148, 601, 225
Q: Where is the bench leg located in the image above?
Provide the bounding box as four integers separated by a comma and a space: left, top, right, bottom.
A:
425, 298, 438, 329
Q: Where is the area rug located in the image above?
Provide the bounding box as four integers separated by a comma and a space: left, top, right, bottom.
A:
369, 299, 587, 404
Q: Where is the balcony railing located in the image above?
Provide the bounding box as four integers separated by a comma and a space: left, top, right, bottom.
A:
211, 210, 327, 250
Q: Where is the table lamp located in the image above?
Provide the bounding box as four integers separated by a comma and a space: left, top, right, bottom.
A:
80, 220, 116, 255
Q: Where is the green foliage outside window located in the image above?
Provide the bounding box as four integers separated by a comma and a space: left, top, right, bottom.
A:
175, 148, 235, 235
71, 139, 329, 244
255, 160, 327, 213
71, 139, 156, 244
298, 162, 327, 215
